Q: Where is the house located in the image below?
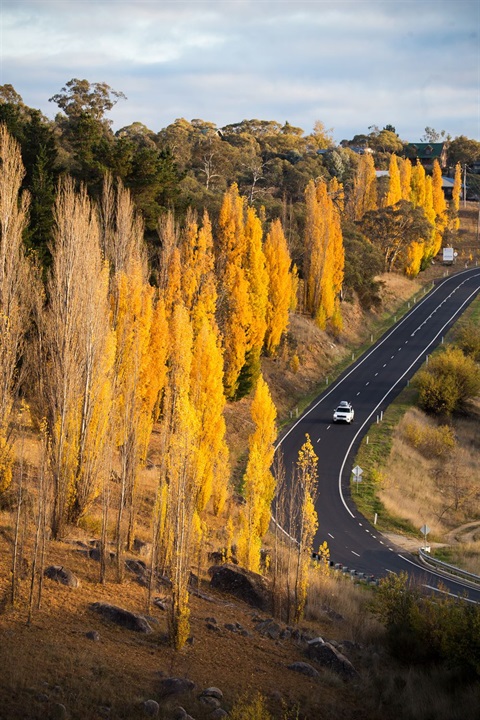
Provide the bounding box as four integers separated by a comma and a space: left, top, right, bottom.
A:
404, 142, 448, 171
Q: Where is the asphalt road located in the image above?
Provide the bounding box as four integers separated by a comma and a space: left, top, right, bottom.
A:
276, 266, 480, 602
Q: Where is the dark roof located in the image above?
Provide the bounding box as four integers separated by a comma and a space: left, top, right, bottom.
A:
405, 142, 447, 160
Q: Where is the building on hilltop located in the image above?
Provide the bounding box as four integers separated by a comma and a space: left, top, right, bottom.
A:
404, 142, 448, 172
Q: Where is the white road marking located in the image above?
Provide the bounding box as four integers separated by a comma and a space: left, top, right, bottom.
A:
328, 533, 334, 539
352, 551, 360, 557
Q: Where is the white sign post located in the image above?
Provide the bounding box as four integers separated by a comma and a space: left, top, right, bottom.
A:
420, 524, 430, 552
352, 465, 363, 493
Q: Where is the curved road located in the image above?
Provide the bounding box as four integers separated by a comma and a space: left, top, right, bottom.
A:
276, 267, 480, 602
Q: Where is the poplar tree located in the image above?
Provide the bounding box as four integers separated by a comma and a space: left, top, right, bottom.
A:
0, 125, 33, 494
264, 218, 296, 355
112, 261, 168, 570
294, 434, 319, 623
432, 158, 448, 256
450, 162, 462, 232
238, 206, 268, 396
410, 161, 426, 208
303, 179, 345, 331
190, 316, 229, 514
237, 375, 277, 573
347, 152, 377, 220
215, 184, 253, 399
106, 183, 169, 572
157, 303, 199, 649
385, 155, 402, 207
399, 157, 412, 201
42, 178, 114, 538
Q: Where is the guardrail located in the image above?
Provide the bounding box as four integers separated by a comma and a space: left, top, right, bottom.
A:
418, 548, 480, 588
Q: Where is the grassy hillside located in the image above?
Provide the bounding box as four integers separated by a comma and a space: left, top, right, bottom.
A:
1, 204, 479, 720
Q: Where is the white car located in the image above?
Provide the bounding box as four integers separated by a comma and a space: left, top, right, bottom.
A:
333, 401, 354, 423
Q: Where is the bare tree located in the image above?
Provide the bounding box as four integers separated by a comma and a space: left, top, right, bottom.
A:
41, 177, 114, 538
0, 125, 33, 496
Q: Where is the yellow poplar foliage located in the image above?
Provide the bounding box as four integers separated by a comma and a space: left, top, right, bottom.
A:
399, 157, 412, 201
294, 434, 319, 623
217, 183, 246, 267
451, 162, 462, 232
244, 205, 268, 361
419, 176, 438, 262
113, 261, 168, 552
190, 317, 229, 513
237, 375, 277, 573
328, 176, 344, 212
385, 155, 402, 207
303, 180, 345, 331
221, 262, 253, 399
348, 152, 377, 220
0, 433, 13, 494
432, 159, 448, 257
410, 161, 426, 208
405, 240, 425, 278
164, 246, 183, 316
264, 219, 295, 355
160, 303, 200, 649
180, 210, 217, 328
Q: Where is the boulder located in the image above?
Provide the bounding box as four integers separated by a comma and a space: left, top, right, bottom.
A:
90, 602, 153, 633
199, 687, 223, 701
157, 677, 195, 698
142, 699, 159, 717
208, 564, 271, 611
44, 566, 79, 588
254, 618, 281, 640
306, 638, 359, 680
287, 662, 320, 678
85, 630, 100, 642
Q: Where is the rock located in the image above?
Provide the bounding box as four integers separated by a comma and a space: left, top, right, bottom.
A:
157, 677, 195, 698
142, 699, 160, 717
153, 597, 169, 611
199, 696, 221, 710
287, 662, 320, 678
85, 630, 100, 642
206, 622, 220, 632
254, 618, 281, 640
90, 602, 153, 633
199, 688, 223, 701
171, 708, 188, 720
209, 710, 228, 719
51, 703, 68, 719
306, 638, 359, 680
133, 538, 152, 557
208, 564, 271, 611
44, 566, 79, 588
224, 623, 238, 633
125, 558, 147, 576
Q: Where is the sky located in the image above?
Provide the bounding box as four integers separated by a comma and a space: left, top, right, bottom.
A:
1, 0, 479, 144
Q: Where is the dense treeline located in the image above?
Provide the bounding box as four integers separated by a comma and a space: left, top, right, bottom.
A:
0, 80, 474, 279
0, 80, 471, 649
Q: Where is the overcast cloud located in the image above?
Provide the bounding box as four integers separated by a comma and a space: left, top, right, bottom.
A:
2, 0, 479, 142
